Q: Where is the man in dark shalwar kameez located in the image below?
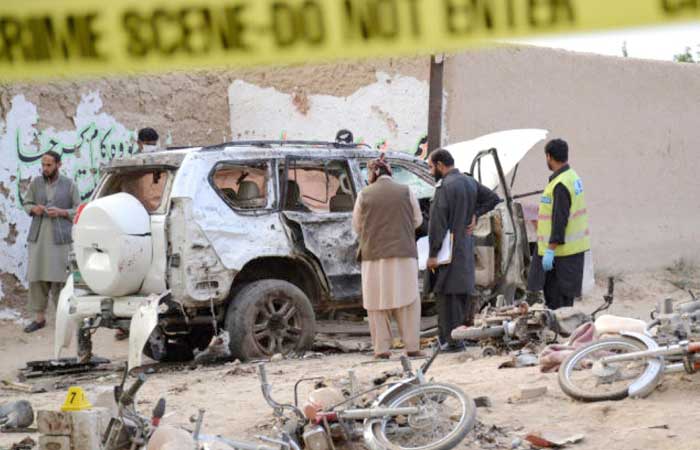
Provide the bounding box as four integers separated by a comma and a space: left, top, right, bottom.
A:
527, 139, 591, 310
425, 149, 499, 351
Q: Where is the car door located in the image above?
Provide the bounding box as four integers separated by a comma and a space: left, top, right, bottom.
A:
280, 156, 361, 302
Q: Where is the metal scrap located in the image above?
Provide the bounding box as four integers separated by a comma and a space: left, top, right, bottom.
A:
19, 357, 112, 379
9, 436, 35, 450
0, 401, 34, 430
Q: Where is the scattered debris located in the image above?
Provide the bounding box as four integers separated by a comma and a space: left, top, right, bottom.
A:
464, 421, 518, 449
37, 411, 72, 436
372, 369, 403, 386
525, 432, 584, 448
9, 436, 36, 450
451, 302, 558, 356
192, 331, 231, 364
303, 352, 325, 359
498, 351, 539, 369
1, 379, 46, 394
270, 353, 284, 362
39, 435, 70, 450
313, 336, 372, 353
222, 360, 255, 377
37, 408, 111, 450
516, 385, 547, 401
0, 400, 34, 430
474, 396, 493, 408
19, 357, 112, 379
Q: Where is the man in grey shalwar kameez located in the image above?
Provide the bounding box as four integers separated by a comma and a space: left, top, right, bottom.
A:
23, 151, 80, 333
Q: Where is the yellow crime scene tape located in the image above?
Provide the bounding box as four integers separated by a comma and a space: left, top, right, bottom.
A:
0, 0, 699, 81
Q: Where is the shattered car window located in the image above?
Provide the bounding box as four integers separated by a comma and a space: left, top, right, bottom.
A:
98, 170, 170, 213
212, 163, 270, 210
284, 160, 355, 213
360, 164, 434, 199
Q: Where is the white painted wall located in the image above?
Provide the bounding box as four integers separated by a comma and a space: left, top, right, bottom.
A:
228, 72, 430, 153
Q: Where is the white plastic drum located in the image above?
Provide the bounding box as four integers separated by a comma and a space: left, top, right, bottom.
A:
73, 193, 152, 297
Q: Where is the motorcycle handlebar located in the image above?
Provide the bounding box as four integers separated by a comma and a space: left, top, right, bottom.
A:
120, 374, 146, 406
421, 345, 440, 375
258, 364, 269, 385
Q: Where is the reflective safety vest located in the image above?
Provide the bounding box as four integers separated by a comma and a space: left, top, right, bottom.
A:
537, 169, 591, 257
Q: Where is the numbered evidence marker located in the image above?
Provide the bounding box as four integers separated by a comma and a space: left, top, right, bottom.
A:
61, 386, 93, 411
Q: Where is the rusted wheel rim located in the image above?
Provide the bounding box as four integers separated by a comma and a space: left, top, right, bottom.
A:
252, 294, 303, 355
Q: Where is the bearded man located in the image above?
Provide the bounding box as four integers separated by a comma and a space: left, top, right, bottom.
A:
23, 151, 80, 333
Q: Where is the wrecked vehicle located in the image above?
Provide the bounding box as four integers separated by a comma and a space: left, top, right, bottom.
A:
55, 134, 542, 368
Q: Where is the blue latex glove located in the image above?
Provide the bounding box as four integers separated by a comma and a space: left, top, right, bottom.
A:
542, 249, 555, 272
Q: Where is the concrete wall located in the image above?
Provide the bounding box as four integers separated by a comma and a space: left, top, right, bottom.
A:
445, 46, 700, 273
0, 58, 430, 293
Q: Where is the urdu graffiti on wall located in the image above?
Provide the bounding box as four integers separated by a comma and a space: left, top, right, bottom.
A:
0, 91, 138, 285
15, 121, 137, 202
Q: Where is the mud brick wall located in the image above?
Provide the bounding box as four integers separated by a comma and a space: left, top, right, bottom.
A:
0, 57, 430, 295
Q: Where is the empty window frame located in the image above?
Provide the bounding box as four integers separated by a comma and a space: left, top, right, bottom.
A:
211, 162, 272, 211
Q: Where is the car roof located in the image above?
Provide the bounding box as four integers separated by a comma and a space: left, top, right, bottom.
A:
107, 141, 426, 170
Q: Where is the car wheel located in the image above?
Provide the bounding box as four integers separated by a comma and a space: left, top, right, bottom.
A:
225, 279, 315, 360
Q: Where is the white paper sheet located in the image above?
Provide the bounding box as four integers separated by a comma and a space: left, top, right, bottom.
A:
418, 232, 452, 270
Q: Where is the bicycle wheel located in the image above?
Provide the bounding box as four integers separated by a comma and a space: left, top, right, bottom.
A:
364, 383, 476, 450
558, 336, 662, 402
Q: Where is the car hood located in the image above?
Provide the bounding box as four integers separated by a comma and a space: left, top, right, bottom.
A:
444, 129, 549, 190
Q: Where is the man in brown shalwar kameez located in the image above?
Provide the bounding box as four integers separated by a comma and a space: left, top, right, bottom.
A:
352, 155, 424, 359
23, 151, 80, 333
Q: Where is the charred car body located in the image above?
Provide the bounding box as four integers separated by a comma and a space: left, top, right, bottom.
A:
55, 137, 537, 369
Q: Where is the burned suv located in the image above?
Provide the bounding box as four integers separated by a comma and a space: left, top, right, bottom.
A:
55, 139, 533, 368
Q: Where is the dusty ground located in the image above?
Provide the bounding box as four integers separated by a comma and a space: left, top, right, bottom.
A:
1, 268, 700, 450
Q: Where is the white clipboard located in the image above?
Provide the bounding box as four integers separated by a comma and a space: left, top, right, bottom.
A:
418, 232, 453, 270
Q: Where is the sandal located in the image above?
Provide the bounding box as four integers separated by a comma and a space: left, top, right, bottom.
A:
23, 320, 46, 333
374, 352, 391, 359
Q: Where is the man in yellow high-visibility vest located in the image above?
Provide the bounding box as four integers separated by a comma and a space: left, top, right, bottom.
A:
527, 139, 591, 310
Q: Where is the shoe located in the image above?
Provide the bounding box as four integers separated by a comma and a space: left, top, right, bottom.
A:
23, 321, 46, 333
406, 351, 426, 358
115, 329, 129, 341
438, 341, 466, 353
374, 352, 391, 359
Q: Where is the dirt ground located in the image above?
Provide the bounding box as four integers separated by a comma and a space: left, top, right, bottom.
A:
1, 268, 700, 450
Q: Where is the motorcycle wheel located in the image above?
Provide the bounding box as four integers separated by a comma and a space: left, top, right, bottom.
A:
364, 383, 476, 450
558, 336, 661, 402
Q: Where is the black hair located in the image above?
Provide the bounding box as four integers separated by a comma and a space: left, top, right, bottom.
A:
335, 129, 354, 144
429, 149, 455, 167
44, 150, 61, 163
138, 127, 159, 143
375, 165, 391, 178
545, 138, 568, 163
414, 135, 428, 157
